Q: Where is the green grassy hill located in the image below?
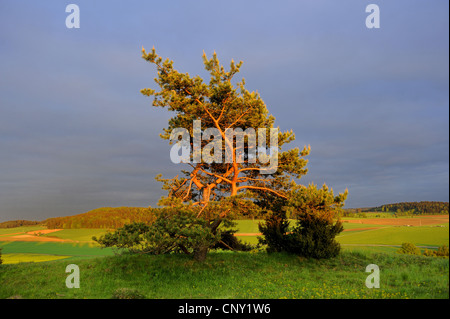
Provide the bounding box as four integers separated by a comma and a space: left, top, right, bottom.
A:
0, 251, 448, 299
1, 216, 448, 299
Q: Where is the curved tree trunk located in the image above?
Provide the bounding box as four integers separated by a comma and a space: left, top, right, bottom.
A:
193, 246, 209, 262
193, 217, 223, 262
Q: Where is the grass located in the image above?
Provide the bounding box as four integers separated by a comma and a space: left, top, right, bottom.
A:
231, 219, 263, 233
337, 224, 449, 247
231, 219, 449, 248
41, 228, 110, 242
0, 225, 46, 236
341, 245, 398, 254
0, 219, 448, 299
0, 241, 114, 259
1, 253, 70, 264
1, 219, 447, 264
341, 222, 382, 230
0, 250, 448, 299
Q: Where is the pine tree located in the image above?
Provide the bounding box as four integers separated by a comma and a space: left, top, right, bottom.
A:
141, 48, 346, 260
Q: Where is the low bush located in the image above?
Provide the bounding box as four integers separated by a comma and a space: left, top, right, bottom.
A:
93, 207, 220, 258
423, 245, 449, 257
397, 243, 421, 255
286, 213, 343, 259
257, 215, 291, 253
423, 248, 436, 257
93, 222, 151, 252
436, 244, 449, 257
258, 213, 344, 259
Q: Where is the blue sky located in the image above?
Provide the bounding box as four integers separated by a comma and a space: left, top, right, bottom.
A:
0, 0, 448, 221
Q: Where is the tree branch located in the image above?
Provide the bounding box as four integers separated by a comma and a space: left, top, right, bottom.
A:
236, 185, 287, 199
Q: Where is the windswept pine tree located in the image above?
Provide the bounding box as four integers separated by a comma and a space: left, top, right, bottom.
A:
141, 47, 311, 208
97, 48, 348, 261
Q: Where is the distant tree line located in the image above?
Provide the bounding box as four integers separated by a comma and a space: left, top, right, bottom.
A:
340, 201, 448, 218
340, 208, 369, 218
0, 220, 40, 229
44, 207, 156, 229
380, 201, 448, 215
4, 201, 448, 230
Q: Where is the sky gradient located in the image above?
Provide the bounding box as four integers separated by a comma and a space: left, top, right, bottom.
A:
0, 0, 448, 222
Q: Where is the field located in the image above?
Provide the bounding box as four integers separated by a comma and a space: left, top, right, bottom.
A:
0, 215, 448, 299
232, 215, 450, 248
0, 226, 113, 264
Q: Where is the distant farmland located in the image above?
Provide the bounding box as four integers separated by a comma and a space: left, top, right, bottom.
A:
1, 215, 448, 264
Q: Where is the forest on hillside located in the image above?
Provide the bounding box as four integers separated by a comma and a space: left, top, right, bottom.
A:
344, 201, 449, 216
335, 201, 448, 218
44, 207, 156, 229
379, 201, 448, 215
0, 220, 40, 228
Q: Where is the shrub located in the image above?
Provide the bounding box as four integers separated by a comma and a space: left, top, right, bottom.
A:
419, 245, 448, 258
258, 213, 344, 259
423, 248, 436, 257
258, 214, 291, 253
0, 247, 2, 265
286, 213, 343, 259
436, 245, 449, 257
144, 207, 220, 257
93, 206, 220, 258
93, 222, 150, 252
397, 243, 421, 255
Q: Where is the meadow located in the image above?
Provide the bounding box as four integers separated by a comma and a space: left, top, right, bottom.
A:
230, 216, 450, 248
0, 250, 448, 299
0, 226, 113, 264
0, 215, 448, 299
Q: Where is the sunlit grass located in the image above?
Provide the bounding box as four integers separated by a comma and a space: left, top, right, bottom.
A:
1, 253, 70, 264
42, 228, 110, 242
0, 241, 114, 257
0, 226, 46, 236
336, 225, 449, 246
0, 250, 447, 299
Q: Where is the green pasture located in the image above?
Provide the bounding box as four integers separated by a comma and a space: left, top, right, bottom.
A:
0, 228, 114, 264
0, 219, 448, 264
1, 253, 70, 264
341, 222, 383, 230
0, 225, 46, 236
337, 224, 449, 247
0, 241, 114, 265
42, 228, 110, 242
225, 219, 262, 233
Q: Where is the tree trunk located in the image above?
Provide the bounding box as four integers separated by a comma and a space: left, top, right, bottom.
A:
192, 218, 223, 262
193, 246, 209, 262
